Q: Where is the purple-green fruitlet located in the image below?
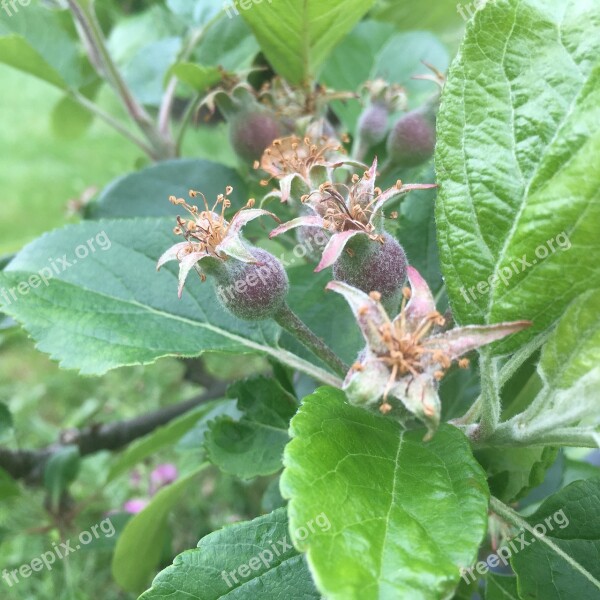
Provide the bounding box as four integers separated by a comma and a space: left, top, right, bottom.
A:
230, 110, 283, 163
333, 233, 407, 311
387, 109, 436, 168
212, 247, 289, 320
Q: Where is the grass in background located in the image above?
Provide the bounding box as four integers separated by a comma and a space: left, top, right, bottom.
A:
0, 66, 146, 256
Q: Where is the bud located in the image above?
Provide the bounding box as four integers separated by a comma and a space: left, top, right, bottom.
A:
229, 109, 283, 163
212, 248, 289, 320
386, 108, 436, 168
332, 233, 408, 312
357, 102, 389, 149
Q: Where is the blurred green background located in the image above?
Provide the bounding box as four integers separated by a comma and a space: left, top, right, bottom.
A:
0, 64, 266, 599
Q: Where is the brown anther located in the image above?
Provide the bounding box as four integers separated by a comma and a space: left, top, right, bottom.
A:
351, 362, 364, 372
169, 195, 178, 204
225, 186, 233, 195
369, 291, 382, 302
173, 226, 182, 235
458, 358, 470, 369
395, 180, 403, 189
390, 211, 399, 219
189, 190, 198, 198
379, 402, 392, 415
260, 180, 269, 187
433, 370, 445, 381
374, 187, 382, 195
352, 174, 360, 183
402, 287, 412, 300
246, 198, 256, 208
253, 161, 260, 170
358, 306, 369, 316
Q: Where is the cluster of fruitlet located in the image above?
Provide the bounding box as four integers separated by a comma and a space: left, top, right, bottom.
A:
158, 77, 528, 437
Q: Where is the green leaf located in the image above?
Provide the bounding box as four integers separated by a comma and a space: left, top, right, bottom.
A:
43, 446, 80, 509
284, 264, 363, 366
240, 0, 375, 85
511, 479, 600, 599
538, 290, 600, 391
0, 220, 337, 384
397, 163, 443, 294
168, 62, 222, 93
107, 5, 185, 66
485, 574, 519, 600
194, 15, 259, 71
113, 464, 207, 593
86, 158, 247, 219
0, 467, 20, 501
563, 457, 600, 488
166, 0, 223, 25
0, 2, 88, 89
322, 24, 449, 131
205, 377, 297, 478
281, 387, 490, 599
0, 219, 272, 372
51, 96, 94, 140
498, 291, 600, 441
476, 446, 558, 503
177, 399, 241, 450
0, 402, 13, 442
436, 0, 600, 355
371, 0, 465, 35
108, 400, 224, 483
138, 507, 320, 599
122, 38, 182, 106
262, 476, 286, 512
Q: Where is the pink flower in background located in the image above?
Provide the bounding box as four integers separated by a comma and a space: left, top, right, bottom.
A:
123, 463, 179, 513
150, 463, 178, 495
123, 498, 150, 514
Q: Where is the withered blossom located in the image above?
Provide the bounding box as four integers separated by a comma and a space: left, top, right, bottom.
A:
270, 158, 436, 272
157, 188, 278, 297
328, 267, 530, 439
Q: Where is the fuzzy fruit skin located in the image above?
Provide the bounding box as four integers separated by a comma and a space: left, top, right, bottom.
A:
386, 109, 436, 168
296, 225, 330, 262
358, 102, 389, 148
333, 233, 407, 312
211, 248, 289, 320
229, 111, 282, 163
